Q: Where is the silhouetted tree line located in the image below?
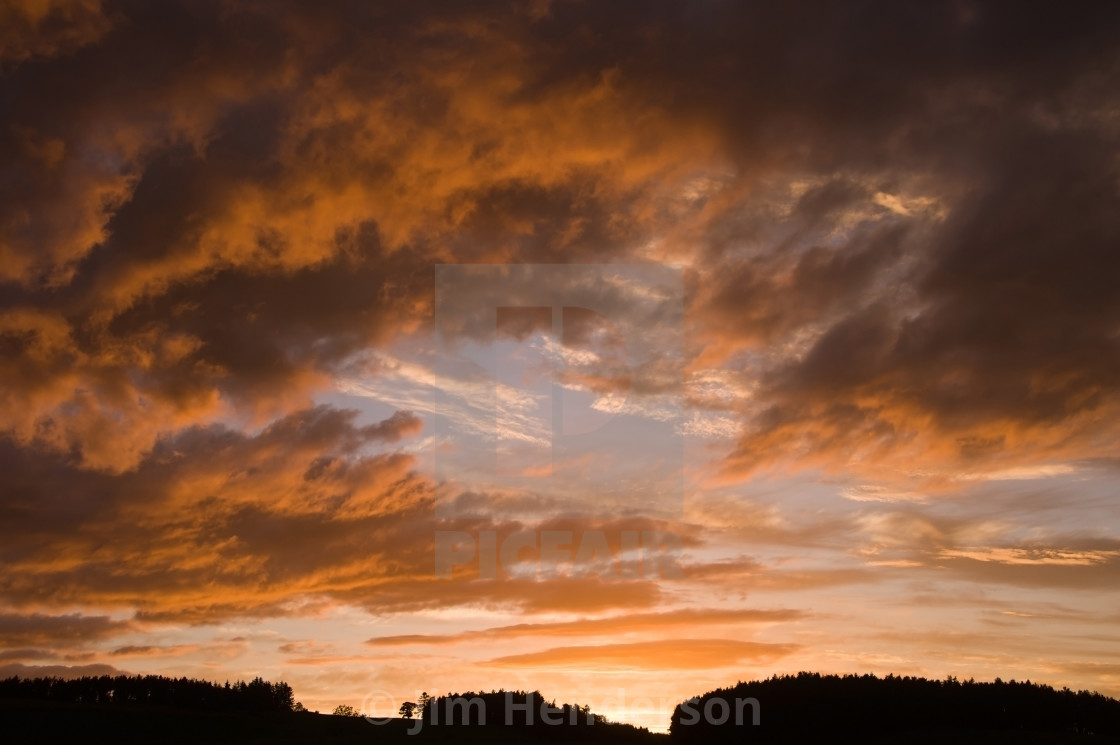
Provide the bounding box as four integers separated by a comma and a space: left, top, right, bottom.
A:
405, 690, 657, 742
418, 690, 600, 727
669, 672, 1120, 742
0, 674, 295, 713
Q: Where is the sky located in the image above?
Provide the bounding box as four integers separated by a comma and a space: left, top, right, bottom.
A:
2, 0, 1120, 732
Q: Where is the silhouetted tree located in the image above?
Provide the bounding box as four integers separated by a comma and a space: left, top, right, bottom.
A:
332, 704, 361, 717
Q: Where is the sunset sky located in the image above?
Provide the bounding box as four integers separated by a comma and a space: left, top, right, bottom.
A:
3, 0, 1120, 731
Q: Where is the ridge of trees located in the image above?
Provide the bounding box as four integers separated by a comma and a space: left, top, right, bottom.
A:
0, 674, 296, 713
7, 670, 1120, 741
669, 672, 1120, 741
395, 690, 662, 743
412, 689, 605, 727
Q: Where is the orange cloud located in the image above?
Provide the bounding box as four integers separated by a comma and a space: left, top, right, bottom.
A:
485, 638, 799, 670
0, 612, 134, 647
0, 0, 111, 64
366, 607, 804, 646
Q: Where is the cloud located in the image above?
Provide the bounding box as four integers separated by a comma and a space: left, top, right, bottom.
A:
3, 0, 1118, 484
366, 607, 804, 646
0, 612, 133, 647
485, 638, 798, 670
340, 575, 665, 618
0, 662, 124, 679
0, 0, 111, 65
681, 557, 880, 593
0, 407, 687, 625
363, 411, 424, 443
939, 547, 1120, 567
936, 550, 1120, 590
0, 407, 436, 622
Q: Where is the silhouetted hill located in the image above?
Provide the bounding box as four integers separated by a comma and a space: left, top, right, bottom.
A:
407, 690, 660, 742
1, 697, 385, 745
0, 678, 662, 744
669, 672, 1120, 744
5, 672, 1120, 743
0, 672, 295, 711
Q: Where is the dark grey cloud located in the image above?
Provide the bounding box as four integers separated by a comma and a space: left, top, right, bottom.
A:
0, 612, 134, 647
